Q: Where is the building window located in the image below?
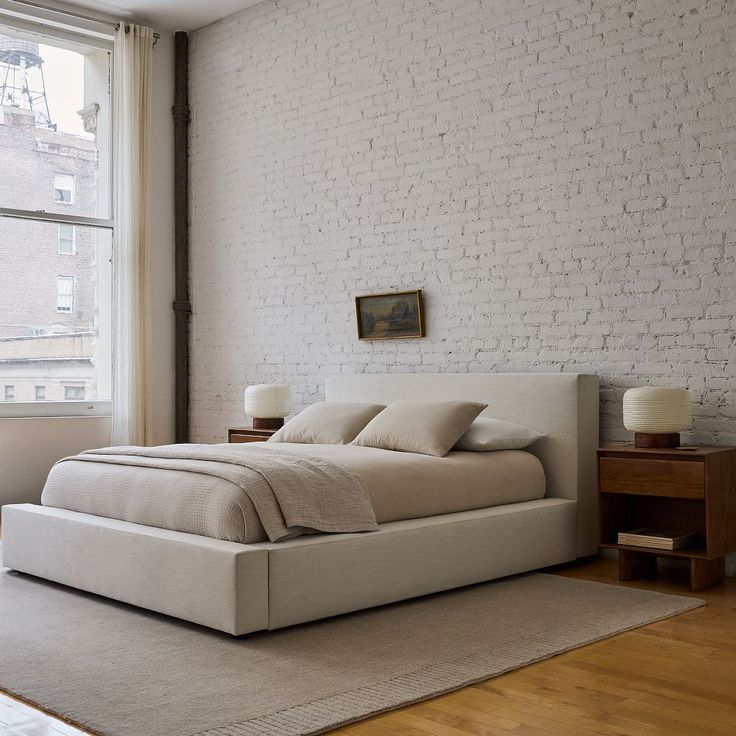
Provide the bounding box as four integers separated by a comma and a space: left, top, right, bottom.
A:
64, 385, 85, 400
4, 385, 14, 401
58, 223, 75, 254
53, 174, 75, 204
57, 276, 74, 312
0, 22, 113, 412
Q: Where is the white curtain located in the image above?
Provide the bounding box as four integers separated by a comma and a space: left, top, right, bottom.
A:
111, 24, 154, 446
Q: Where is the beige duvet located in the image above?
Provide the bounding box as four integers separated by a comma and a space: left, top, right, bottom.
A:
41, 443, 545, 544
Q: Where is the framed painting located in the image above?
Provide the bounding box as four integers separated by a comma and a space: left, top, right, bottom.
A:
355, 289, 425, 340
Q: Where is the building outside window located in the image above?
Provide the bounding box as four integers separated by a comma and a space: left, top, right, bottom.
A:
58, 223, 75, 254
4, 385, 14, 401
64, 384, 85, 400
56, 276, 74, 312
0, 20, 113, 415
53, 173, 75, 203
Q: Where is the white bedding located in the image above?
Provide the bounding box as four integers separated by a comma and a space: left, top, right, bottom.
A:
41, 443, 545, 543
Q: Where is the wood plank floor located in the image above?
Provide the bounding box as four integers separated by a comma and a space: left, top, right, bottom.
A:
2, 558, 734, 736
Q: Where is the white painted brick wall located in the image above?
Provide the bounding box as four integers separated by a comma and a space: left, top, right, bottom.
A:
189, 0, 736, 449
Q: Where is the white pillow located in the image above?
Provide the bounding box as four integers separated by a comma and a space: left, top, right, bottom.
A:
352, 400, 487, 457
268, 402, 385, 445
454, 417, 545, 451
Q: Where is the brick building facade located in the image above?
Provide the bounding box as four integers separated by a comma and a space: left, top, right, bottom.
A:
0, 100, 99, 402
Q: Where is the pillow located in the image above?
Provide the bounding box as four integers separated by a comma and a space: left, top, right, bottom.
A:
267, 401, 385, 445
352, 400, 487, 457
454, 417, 545, 451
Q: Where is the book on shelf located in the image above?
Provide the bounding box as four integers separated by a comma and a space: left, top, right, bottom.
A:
617, 528, 697, 551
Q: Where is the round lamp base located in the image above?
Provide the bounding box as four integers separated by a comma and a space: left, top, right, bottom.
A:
252, 417, 285, 430
634, 432, 680, 449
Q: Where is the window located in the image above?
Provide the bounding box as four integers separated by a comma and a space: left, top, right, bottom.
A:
0, 18, 113, 415
58, 223, 75, 254
4, 385, 14, 401
64, 385, 85, 400
56, 276, 74, 312
53, 174, 75, 204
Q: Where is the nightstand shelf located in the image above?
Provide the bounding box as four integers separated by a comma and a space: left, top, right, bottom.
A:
598, 444, 736, 591
599, 542, 709, 561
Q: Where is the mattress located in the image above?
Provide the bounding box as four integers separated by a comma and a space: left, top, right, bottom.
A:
41, 443, 545, 543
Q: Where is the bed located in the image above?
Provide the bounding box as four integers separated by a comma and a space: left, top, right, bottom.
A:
1, 373, 599, 635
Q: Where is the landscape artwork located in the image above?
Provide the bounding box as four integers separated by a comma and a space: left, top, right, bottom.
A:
355, 290, 424, 340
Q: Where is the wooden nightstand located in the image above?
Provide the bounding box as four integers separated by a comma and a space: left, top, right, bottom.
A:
598, 445, 736, 591
228, 427, 277, 443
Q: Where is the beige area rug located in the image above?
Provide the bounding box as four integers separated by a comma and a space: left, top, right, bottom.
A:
0, 566, 702, 736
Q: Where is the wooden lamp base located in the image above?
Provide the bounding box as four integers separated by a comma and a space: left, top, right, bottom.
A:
634, 432, 680, 449
252, 417, 285, 430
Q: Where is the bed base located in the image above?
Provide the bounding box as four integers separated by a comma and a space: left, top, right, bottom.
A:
2, 499, 576, 636
2, 372, 597, 635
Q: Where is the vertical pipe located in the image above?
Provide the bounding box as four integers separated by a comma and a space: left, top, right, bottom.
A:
172, 31, 191, 443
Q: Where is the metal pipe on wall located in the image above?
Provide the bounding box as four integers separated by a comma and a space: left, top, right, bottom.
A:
172, 31, 191, 443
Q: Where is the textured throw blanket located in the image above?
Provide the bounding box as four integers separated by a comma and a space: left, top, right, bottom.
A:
58, 444, 379, 542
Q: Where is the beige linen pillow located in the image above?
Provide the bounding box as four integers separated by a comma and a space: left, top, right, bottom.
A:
268, 401, 385, 445
454, 417, 545, 451
352, 400, 487, 457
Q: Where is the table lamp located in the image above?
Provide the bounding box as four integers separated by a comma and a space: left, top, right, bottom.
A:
623, 386, 691, 448
244, 384, 292, 429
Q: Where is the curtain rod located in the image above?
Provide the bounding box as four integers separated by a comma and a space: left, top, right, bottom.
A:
116, 22, 160, 42
5, 0, 160, 40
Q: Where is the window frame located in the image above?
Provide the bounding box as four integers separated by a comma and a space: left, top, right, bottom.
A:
0, 21, 114, 226
0, 400, 109, 417
0, 14, 114, 418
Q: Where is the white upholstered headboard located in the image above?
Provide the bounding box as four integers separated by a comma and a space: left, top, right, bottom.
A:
326, 373, 599, 557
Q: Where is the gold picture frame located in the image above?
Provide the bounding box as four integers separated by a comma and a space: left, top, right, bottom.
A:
355, 289, 425, 340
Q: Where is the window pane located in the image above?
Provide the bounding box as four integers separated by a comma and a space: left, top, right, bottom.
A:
0, 26, 111, 219
35, 384, 45, 401
57, 275, 74, 312
64, 384, 85, 400
58, 223, 75, 254
53, 174, 74, 203
0, 218, 112, 402
4, 385, 14, 401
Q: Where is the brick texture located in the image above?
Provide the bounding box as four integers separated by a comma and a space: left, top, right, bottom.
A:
189, 0, 736, 447
0, 113, 97, 338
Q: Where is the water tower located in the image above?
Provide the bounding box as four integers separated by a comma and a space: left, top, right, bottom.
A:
0, 34, 54, 129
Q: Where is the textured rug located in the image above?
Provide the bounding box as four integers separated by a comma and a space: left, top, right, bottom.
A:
0, 567, 702, 736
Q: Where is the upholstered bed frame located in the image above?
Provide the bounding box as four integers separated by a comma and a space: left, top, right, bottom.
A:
2, 373, 598, 635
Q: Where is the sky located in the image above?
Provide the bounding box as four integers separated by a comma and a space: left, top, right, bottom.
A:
40, 44, 89, 137
0, 24, 98, 137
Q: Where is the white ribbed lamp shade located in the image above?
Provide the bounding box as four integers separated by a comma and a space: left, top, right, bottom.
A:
623, 387, 691, 433
244, 385, 292, 419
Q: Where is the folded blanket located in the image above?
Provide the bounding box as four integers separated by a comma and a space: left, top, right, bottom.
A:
49, 444, 379, 543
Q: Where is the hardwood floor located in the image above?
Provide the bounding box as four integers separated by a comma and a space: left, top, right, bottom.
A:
0, 696, 85, 736
2, 558, 734, 736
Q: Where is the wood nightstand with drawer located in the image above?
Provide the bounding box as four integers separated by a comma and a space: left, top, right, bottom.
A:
228, 427, 277, 443
598, 445, 736, 591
